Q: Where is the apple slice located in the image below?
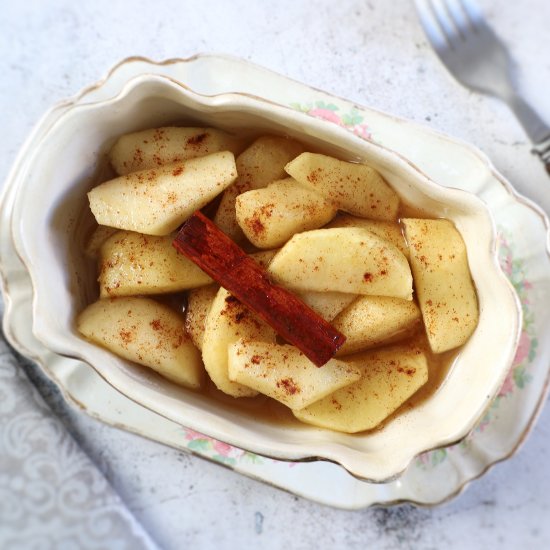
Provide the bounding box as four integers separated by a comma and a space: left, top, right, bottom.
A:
294, 344, 428, 433
402, 218, 479, 353
98, 230, 212, 297
285, 152, 399, 220
214, 136, 305, 241
77, 297, 203, 389
268, 227, 413, 298
88, 151, 237, 235
228, 340, 362, 409
110, 126, 247, 175
185, 284, 219, 351
235, 178, 337, 248
202, 288, 277, 397
332, 296, 422, 356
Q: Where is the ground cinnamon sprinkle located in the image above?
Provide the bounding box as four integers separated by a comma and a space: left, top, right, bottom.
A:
172, 166, 184, 176
306, 168, 322, 183
166, 192, 178, 204
119, 329, 133, 344
133, 148, 144, 164
150, 319, 162, 331
234, 312, 246, 323
363, 272, 373, 282
187, 132, 209, 147
247, 217, 265, 235
276, 377, 300, 395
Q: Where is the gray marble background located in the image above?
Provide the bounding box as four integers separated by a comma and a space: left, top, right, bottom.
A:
1, 0, 550, 548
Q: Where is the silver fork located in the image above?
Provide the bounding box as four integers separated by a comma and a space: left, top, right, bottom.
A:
415, 0, 550, 174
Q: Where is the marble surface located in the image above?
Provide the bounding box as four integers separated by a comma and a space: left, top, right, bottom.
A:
1, 0, 550, 548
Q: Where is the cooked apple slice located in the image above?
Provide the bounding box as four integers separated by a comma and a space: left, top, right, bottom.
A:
202, 288, 277, 397
297, 291, 358, 322
88, 151, 237, 235
185, 285, 219, 351
236, 178, 337, 248
214, 136, 305, 241
326, 215, 409, 259
332, 296, 422, 356
285, 153, 399, 221
110, 127, 247, 175
77, 297, 203, 389
332, 296, 421, 356
402, 218, 479, 353
293, 344, 428, 433
98, 230, 212, 297
227, 340, 362, 409
268, 227, 413, 298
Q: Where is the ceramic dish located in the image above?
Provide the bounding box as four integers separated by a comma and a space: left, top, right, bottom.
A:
1, 56, 548, 507
7, 68, 520, 482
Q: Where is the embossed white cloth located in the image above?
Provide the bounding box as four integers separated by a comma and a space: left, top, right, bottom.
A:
0, 302, 158, 550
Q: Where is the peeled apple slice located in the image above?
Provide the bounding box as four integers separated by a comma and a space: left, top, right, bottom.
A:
98, 230, 212, 297
285, 152, 399, 220
293, 345, 428, 433
402, 218, 479, 353
227, 340, 362, 410
214, 136, 305, 241
235, 178, 337, 248
268, 227, 413, 298
77, 296, 203, 389
109, 126, 246, 175
332, 296, 422, 356
201, 288, 277, 397
88, 151, 237, 235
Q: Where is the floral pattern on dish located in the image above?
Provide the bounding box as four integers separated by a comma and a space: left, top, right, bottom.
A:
182, 429, 264, 465
290, 101, 372, 139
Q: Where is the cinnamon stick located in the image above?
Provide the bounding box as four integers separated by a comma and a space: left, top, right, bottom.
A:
173, 211, 346, 366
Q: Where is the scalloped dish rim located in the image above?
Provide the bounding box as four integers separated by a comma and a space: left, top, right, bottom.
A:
5, 67, 522, 483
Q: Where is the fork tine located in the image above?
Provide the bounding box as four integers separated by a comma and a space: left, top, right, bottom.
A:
429, 0, 461, 48
443, 0, 472, 39
459, 0, 489, 32
415, 0, 448, 53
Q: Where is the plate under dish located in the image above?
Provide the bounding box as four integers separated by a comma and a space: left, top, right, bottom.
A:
1, 55, 549, 508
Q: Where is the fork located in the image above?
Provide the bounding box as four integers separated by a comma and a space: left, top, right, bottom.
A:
415, 0, 550, 174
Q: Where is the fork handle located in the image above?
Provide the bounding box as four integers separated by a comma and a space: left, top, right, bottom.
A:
508, 94, 550, 174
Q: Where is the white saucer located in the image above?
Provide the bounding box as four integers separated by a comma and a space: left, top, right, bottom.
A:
2, 55, 549, 509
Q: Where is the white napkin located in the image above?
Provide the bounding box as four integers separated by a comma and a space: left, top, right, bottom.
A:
0, 300, 159, 550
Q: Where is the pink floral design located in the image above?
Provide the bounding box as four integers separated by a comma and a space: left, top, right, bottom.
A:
308, 108, 342, 125
182, 427, 264, 466
184, 428, 205, 441
498, 368, 516, 398
513, 331, 531, 367
212, 440, 233, 455
290, 101, 372, 140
